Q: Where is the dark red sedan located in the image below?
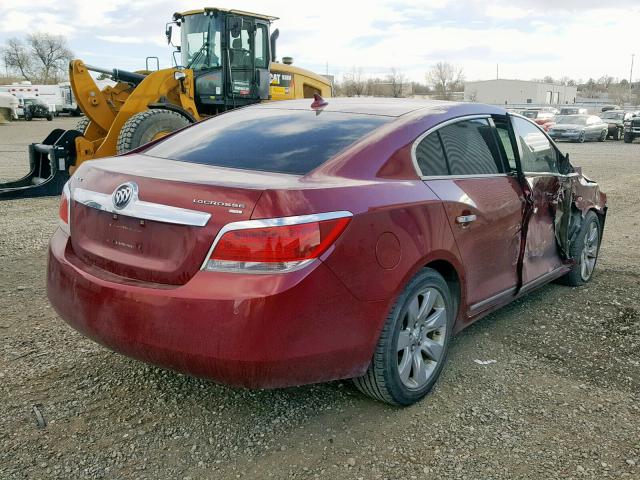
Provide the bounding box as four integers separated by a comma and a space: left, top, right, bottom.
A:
47, 98, 607, 406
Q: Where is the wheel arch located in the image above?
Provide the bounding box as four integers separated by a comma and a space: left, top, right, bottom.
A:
147, 102, 197, 123
423, 258, 463, 328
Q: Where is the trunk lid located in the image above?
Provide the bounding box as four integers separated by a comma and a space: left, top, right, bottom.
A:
68, 155, 292, 285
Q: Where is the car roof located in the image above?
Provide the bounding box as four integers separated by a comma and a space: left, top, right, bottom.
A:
254, 97, 459, 117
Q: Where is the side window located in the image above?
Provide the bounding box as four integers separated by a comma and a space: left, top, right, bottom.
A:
415, 131, 449, 176
511, 116, 559, 174
438, 119, 502, 175
255, 25, 268, 68
493, 117, 517, 170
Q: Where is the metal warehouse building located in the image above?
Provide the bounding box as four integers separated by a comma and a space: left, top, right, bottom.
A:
464, 79, 577, 105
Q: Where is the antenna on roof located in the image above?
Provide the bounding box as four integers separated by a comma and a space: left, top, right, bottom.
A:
311, 93, 328, 109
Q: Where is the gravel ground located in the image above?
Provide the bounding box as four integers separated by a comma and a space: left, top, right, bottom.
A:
0, 118, 639, 480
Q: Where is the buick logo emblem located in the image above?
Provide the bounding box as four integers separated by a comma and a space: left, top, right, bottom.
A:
112, 182, 138, 210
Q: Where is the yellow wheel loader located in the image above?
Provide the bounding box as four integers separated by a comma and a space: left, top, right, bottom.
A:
0, 7, 332, 199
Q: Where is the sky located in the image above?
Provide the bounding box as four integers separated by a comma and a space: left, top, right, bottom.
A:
0, 0, 638, 83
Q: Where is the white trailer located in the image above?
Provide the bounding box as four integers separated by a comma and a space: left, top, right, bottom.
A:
0, 82, 79, 117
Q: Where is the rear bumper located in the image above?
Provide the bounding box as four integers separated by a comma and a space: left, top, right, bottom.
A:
549, 131, 581, 141
47, 229, 386, 388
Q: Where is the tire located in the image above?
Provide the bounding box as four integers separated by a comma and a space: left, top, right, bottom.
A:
598, 130, 606, 142
116, 109, 190, 154
578, 131, 585, 143
614, 128, 622, 141
624, 133, 633, 143
557, 210, 601, 287
46, 114, 53, 121
75, 117, 91, 135
25, 114, 32, 121
353, 268, 454, 406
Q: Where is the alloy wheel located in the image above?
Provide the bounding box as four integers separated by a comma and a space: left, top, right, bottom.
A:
396, 287, 447, 390
580, 220, 599, 281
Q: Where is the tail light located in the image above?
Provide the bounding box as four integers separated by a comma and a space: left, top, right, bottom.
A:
202, 211, 352, 273
58, 182, 70, 235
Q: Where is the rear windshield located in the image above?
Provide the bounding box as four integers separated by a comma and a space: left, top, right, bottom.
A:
144, 108, 392, 175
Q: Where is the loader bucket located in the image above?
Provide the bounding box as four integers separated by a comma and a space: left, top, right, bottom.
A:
0, 129, 80, 200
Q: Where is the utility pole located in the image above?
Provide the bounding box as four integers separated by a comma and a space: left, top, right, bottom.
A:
630, 54, 635, 102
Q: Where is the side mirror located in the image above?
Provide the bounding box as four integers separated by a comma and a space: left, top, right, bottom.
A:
270, 28, 279, 62
165, 25, 172, 45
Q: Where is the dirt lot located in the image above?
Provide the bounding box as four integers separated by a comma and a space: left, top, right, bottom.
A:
1, 118, 639, 480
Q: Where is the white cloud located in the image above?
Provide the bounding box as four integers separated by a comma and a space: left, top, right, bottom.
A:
0, 0, 638, 82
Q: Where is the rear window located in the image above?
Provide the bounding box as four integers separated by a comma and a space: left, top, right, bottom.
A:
144, 108, 391, 175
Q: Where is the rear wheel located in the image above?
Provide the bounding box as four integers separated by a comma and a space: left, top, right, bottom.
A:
613, 128, 622, 140
624, 133, 633, 143
116, 109, 191, 154
353, 268, 454, 406
558, 211, 601, 287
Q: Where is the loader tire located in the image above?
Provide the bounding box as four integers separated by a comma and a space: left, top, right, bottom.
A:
117, 109, 190, 154
75, 117, 90, 134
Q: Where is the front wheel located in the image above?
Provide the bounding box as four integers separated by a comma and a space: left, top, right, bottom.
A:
598, 129, 606, 142
624, 133, 633, 143
353, 268, 454, 406
116, 109, 191, 154
578, 131, 585, 143
614, 128, 622, 140
558, 211, 601, 287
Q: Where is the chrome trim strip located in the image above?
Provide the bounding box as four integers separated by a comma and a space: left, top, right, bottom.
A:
421, 173, 509, 180
73, 187, 211, 227
522, 171, 580, 178
200, 210, 354, 271
410, 114, 491, 179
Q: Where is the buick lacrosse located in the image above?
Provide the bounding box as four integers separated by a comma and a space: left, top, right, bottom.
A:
47, 98, 607, 405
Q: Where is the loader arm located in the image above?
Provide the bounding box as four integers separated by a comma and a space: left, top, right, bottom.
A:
69, 60, 200, 171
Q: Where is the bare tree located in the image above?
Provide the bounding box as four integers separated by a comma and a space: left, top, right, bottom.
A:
427, 62, 464, 100
1, 33, 73, 83
2, 38, 34, 81
342, 67, 366, 97
598, 75, 614, 90
387, 67, 407, 98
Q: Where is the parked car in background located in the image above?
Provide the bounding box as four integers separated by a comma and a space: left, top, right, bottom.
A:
519, 109, 555, 131
47, 98, 607, 406
601, 110, 634, 140
559, 107, 588, 115
624, 111, 640, 143
23, 99, 53, 121
548, 115, 608, 142
601, 105, 620, 112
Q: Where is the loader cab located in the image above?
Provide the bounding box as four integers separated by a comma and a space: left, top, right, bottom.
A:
175, 9, 273, 115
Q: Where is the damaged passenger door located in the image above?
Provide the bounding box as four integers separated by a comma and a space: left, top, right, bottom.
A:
509, 115, 576, 287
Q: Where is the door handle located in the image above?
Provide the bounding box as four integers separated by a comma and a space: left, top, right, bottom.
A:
456, 214, 477, 225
